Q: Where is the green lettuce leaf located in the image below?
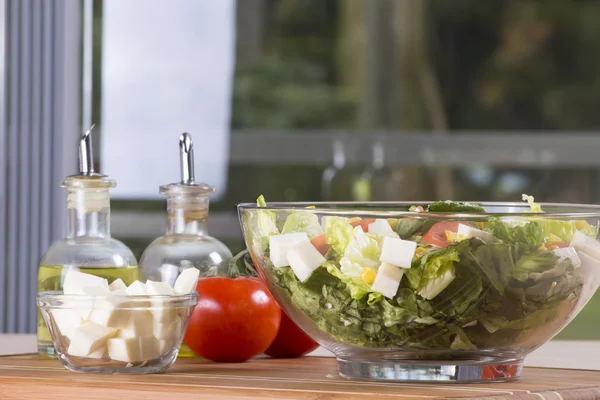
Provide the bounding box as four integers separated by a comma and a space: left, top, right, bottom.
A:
426, 200, 486, 212
450, 328, 477, 350
417, 248, 459, 300
245, 195, 279, 256
323, 216, 354, 256
340, 232, 383, 277
522, 193, 542, 213
433, 239, 485, 315
256, 195, 279, 236
484, 219, 545, 247
395, 218, 436, 239
538, 220, 598, 242
323, 262, 382, 304
281, 211, 323, 239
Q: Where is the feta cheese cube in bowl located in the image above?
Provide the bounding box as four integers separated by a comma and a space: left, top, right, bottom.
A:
37, 270, 198, 374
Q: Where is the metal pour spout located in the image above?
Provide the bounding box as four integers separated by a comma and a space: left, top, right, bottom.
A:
179, 132, 195, 184
79, 124, 96, 175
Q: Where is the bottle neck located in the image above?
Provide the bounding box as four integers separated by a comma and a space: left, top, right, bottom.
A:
66, 188, 111, 239
165, 194, 209, 236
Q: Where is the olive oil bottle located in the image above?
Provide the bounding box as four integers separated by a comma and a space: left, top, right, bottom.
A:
36, 126, 138, 357
139, 133, 232, 358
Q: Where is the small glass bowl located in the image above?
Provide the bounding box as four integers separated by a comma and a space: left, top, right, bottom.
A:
37, 291, 198, 374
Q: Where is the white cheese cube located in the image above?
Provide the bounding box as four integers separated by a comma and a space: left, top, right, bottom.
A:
73, 286, 105, 321
173, 268, 200, 294
51, 309, 83, 339
150, 300, 176, 324
286, 239, 326, 282
153, 317, 182, 340
67, 343, 105, 359
457, 224, 496, 244
117, 310, 155, 338
353, 225, 371, 248
368, 219, 399, 237
109, 279, 127, 292
371, 262, 404, 299
571, 230, 600, 261
269, 232, 310, 268
69, 321, 118, 356
125, 280, 147, 296
553, 246, 582, 268
379, 237, 417, 269
157, 339, 171, 356
88, 296, 134, 330
108, 335, 161, 363
63, 270, 109, 295
146, 280, 175, 295
146, 280, 176, 324
77, 285, 110, 295
578, 251, 600, 292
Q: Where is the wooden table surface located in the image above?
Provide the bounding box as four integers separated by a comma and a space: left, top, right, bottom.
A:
3, 335, 600, 370
1, 354, 600, 400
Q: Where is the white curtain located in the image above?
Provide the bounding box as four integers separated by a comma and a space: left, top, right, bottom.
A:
100, 0, 236, 200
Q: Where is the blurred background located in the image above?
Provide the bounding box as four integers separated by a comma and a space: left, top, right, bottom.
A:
1, 0, 600, 339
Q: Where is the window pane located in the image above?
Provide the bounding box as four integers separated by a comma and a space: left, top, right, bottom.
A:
91, 0, 600, 342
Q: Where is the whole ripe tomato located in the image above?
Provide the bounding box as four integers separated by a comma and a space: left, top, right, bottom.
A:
421, 221, 473, 248
264, 311, 319, 358
184, 276, 281, 362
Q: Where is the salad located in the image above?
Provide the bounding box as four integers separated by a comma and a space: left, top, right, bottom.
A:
248, 195, 600, 351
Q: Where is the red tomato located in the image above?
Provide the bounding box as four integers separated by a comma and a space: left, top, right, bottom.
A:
264, 311, 319, 358
310, 234, 331, 256
422, 221, 473, 248
184, 277, 281, 362
349, 218, 376, 232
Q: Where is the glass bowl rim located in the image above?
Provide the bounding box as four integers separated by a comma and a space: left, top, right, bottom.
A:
37, 291, 198, 307
237, 201, 600, 219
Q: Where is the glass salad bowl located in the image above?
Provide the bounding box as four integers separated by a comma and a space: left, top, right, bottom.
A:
237, 198, 600, 383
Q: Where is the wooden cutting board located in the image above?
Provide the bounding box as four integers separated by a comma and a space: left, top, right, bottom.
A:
1, 354, 599, 400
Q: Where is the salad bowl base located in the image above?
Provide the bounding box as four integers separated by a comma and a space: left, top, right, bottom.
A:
337, 356, 523, 383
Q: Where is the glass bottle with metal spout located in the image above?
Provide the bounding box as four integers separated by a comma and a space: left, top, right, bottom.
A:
139, 133, 232, 358
36, 126, 139, 357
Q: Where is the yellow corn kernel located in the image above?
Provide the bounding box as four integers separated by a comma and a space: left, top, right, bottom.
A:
476, 222, 488, 229
539, 244, 547, 251
387, 218, 398, 230
445, 230, 456, 242
348, 217, 362, 224
415, 247, 429, 257
361, 267, 376, 285
547, 234, 563, 245
575, 220, 589, 230
305, 205, 316, 209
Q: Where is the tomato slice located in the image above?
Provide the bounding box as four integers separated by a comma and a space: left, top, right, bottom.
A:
310, 234, 331, 256
349, 218, 376, 232
481, 364, 520, 380
421, 221, 473, 248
